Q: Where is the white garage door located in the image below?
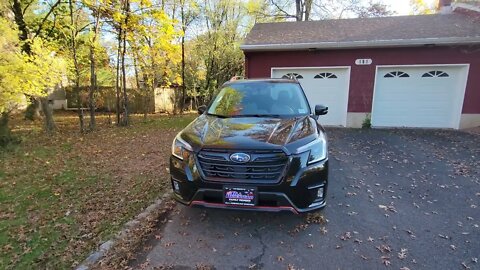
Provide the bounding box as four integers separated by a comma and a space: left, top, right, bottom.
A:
372, 65, 469, 129
271, 67, 350, 126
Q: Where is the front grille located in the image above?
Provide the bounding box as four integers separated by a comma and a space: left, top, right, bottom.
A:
197, 149, 288, 184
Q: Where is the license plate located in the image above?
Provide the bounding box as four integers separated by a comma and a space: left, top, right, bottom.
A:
223, 186, 257, 206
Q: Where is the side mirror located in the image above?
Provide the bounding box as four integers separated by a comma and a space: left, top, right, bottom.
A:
315, 104, 328, 116
197, 105, 207, 115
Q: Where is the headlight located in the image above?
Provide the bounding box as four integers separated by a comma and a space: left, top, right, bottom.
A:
172, 136, 193, 160
297, 132, 327, 164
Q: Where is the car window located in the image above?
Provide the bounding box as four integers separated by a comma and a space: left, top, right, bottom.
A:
207, 82, 310, 117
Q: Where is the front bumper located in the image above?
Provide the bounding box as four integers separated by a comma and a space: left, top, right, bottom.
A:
169, 151, 328, 213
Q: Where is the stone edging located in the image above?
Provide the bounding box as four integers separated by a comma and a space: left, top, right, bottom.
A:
75, 191, 173, 270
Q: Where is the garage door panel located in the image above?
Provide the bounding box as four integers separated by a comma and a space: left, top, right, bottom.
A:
372, 66, 467, 129
272, 68, 350, 126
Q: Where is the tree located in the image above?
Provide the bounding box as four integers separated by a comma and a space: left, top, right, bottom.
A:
95, 0, 127, 125
2, 0, 394, 140
9, 0, 65, 132
67, 0, 86, 132
107, 0, 136, 126
0, 17, 65, 143
121, 0, 130, 126
357, 2, 394, 18
178, 0, 199, 113
267, 0, 394, 20
84, 0, 103, 130
410, 0, 436, 15
129, 0, 181, 116
199, 0, 246, 101
267, 0, 313, 21
244, 0, 292, 22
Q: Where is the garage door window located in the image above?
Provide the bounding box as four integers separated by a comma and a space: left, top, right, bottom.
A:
282, 73, 303, 79
314, 72, 337, 79
384, 71, 410, 78
421, 71, 449, 78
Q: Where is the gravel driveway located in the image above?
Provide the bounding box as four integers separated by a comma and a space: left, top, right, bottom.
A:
131, 128, 480, 270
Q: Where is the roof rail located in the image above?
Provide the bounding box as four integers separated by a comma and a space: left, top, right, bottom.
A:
229, 76, 245, 82
280, 74, 299, 81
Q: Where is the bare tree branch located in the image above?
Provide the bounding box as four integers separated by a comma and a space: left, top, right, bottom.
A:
33, 0, 62, 39
22, 0, 36, 15
269, 0, 295, 18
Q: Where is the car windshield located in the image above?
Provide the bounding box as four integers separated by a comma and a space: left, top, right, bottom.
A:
207, 81, 310, 117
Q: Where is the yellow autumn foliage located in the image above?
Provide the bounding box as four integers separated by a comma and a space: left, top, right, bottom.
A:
0, 18, 66, 113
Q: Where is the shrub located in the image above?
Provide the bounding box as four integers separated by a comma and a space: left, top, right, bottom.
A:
362, 114, 371, 129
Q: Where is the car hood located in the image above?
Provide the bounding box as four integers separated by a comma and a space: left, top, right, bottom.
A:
179, 114, 319, 151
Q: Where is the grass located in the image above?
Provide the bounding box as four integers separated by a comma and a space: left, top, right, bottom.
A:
0, 112, 196, 269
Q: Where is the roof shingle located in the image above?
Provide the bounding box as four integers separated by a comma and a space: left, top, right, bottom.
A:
241, 14, 480, 51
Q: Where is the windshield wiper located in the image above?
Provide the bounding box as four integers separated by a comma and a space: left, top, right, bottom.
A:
234, 114, 281, 118
206, 113, 229, 118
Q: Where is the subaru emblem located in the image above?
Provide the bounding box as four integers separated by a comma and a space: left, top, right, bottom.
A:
229, 153, 251, 163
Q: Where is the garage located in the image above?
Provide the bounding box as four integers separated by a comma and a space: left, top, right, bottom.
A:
271, 67, 350, 126
372, 65, 469, 128
242, 5, 480, 129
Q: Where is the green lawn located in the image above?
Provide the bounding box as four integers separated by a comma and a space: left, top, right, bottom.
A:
0, 113, 196, 269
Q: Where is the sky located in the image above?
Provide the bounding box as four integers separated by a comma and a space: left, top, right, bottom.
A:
384, 0, 438, 15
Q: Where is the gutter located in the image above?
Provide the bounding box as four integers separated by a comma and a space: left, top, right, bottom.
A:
240, 37, 480, 51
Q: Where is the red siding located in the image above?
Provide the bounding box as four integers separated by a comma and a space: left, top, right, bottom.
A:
245, 46, 480, 113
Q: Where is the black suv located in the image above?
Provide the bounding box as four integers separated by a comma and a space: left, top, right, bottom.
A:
170, 79, 329, 213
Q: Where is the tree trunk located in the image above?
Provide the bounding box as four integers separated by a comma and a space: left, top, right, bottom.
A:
88, 9, 100, 131
12, 0, 58, 132
115, 29, 122, 126
76, 91, 85, 132
304, 0, 313, 21
40, 97, 56, 132
180, 2, 186, 114
12, 0, 36, 124
133, 52, 147, 121
0, 112, 12, 147
193, 81, 198, 109
180, 37, 186, 113
295, 0, 302, 21
24, 97, 41, 120
120, 0, 130, 126
205, 44, 217, 102
69, 0, 84, 133
11, 0, 31, 54
106, 102, 112, 125
89, 45, 96, 130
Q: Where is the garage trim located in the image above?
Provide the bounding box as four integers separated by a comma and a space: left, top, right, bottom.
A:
270, 66, 352, 78
271, 66, 351, 127
371, 64, 470, 129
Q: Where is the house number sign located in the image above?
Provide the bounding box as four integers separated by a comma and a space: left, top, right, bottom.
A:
355, 59, 372, 65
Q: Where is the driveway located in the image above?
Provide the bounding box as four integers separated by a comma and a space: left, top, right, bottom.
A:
131, 128, 479, 270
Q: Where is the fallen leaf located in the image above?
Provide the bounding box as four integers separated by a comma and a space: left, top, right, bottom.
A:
381, 256, 391, 266
340, 232, 352, 241
377, 244, 392, 254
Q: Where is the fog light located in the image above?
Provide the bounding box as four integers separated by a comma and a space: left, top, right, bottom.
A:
173, 180, 180, 193
317, 187, 324, 199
